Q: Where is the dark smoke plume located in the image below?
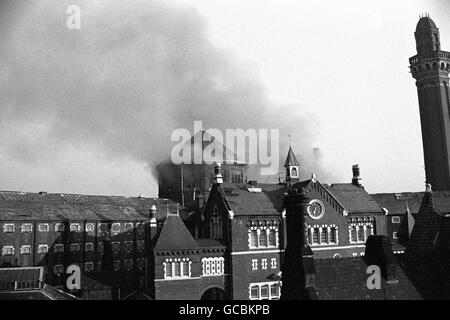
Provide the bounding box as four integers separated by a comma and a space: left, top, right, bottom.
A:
0, 0, 331, 196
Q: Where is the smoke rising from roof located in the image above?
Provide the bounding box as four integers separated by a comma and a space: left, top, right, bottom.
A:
0, 0, 332, 196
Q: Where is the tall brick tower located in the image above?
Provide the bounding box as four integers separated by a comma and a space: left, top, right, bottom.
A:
410, 15, 450, 190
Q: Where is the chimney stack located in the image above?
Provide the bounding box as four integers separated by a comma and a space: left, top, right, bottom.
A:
149, 204, 157, 228
352, 164, 363, 187
281, 188, 317, 300
364, 235, 397, 282
214, 162, 223, 184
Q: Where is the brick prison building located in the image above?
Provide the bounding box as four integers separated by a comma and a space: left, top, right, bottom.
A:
0, 146, 392, 300
2, 17, 450, 300
0, 192, 182, 299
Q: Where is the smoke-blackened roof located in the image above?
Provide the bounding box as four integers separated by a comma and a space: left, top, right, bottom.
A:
0, 191, 180, 221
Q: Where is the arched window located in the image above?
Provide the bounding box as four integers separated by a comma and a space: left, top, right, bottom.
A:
329, 227, 337, 244
350, 226, 357, 243
320, 227, 328, 243
249, 230, 258, 247
258, 229, 268, 247
312, 228, 320, 244
268, 229, 277, 247
291, 167, 298, 177
248, 225, 278, 249
202, 257, 225, 276
164, 258, 191, 279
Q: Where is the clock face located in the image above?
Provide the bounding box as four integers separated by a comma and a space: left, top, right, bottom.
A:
307, 200, 325, 220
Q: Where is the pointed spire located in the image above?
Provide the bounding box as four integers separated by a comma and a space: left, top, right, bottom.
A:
284, 146, 300, 167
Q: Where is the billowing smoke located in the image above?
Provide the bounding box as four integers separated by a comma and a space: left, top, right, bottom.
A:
0, 0, 333, 196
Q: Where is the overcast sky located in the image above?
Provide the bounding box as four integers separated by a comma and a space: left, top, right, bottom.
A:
0, 0, 449, 197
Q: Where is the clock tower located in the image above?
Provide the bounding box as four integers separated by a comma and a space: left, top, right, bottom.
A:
410, 15, 450, 190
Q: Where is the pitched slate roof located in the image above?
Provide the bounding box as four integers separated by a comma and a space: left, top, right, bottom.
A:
314, 256, 422, 300
371, 192, 424, 216
218, 183, 286, 216
284, 146, 300, 167
0, 191, 180, 221
154, 213, 199, 252
327, 184, 384, 214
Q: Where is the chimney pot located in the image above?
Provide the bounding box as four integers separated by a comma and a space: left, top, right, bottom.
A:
214, 162, 223, 184
364, 235, 397, 281
352, 164, 362, 187
149, 204, 157, 225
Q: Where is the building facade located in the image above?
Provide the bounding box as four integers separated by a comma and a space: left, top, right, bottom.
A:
0, 192, 180, 299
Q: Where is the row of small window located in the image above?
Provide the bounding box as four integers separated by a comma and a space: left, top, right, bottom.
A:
1, 241, 145, 256
248, 228, 278, 249
2, 245, 50, 255
349, 224, 374, 244
52, 259, 145, 273
201, 257, 225, 276
308, 226, 338, 246
163, 258, 191, 279
249, 282, 281, 300
251, 258, 277, 271
2, 222, 145, 233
